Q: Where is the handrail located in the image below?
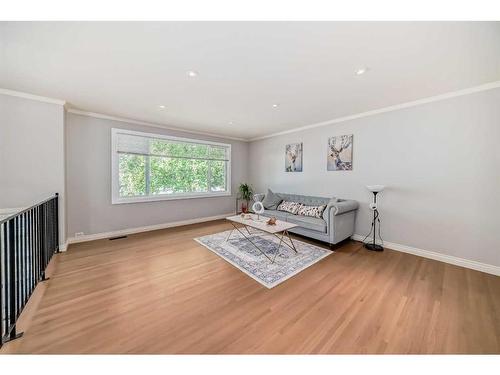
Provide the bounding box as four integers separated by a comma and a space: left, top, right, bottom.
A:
0, 193, 59, 348
0, 195, 58, 225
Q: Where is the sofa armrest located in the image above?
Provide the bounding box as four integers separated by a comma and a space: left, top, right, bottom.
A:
332, 199, 359, 215
327, 199, 358, 244
253, 193, 265, 202
322, 198, 338, 222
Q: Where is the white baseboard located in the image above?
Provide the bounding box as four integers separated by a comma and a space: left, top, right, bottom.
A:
351, 234, 500, 276
67, 212, 235, 245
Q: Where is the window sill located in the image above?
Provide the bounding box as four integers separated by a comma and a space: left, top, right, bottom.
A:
112, 191, 232, 205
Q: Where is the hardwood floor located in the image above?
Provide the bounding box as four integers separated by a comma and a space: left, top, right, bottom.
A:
2, 219, 499, 354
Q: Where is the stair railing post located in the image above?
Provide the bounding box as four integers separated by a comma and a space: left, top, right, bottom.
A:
7, 218, 23, 342
55, 193, 59, 253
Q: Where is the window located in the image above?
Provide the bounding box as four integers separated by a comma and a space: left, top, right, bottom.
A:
111, 128, 231, 204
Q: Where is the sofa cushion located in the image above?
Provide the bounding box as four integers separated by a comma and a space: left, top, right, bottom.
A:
261, 189, 283, 210
277, 201, 302, 215
261, 209, 289, 221
287, 215, 327, 233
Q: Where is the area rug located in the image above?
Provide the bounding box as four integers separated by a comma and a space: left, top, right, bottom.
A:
194, 229, 332, 288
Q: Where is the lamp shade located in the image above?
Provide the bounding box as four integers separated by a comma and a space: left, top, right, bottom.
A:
366, 185, 385, 193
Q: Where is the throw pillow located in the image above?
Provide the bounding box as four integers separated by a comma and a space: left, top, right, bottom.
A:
297, 204, 327, 219
277, 200, 302, 215
261, 189, 283, 210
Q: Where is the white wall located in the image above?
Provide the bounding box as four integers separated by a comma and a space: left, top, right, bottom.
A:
248, 88, 500, 267
3, 87, 499, 271
65, 113, 248, 238
0, 93, 66, 245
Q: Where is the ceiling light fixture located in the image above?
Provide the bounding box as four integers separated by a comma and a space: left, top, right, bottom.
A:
228, 121, 234, 125
158, 105, 166, 110
186, 70, 198, 78
356, 67, 369, 75
272, 104, 279, 108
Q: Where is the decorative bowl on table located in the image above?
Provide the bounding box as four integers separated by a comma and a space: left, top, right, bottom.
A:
266, 217, 277, 225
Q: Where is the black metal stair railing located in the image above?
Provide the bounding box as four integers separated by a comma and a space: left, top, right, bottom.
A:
0, 193, 59, 348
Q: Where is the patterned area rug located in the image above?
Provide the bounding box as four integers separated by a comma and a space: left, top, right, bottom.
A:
194, 229, 332, 288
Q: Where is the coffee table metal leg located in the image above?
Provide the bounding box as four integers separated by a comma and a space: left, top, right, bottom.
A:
284, 230, 298, 253
224, 221, 298, 264
270, 230, 298, 254
272, 232, 285, 263
231, 223, 274, 263
224, 227, 234, 242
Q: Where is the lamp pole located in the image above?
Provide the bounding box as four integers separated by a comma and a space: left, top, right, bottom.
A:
365, 190, 384, 251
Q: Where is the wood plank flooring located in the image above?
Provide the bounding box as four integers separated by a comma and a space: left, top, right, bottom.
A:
1, 219, 499, 354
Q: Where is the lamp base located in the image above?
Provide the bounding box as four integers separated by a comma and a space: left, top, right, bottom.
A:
364, 243, 384, 252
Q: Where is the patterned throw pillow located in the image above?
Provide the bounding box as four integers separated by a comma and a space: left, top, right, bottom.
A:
297, 204, 327, 219
277, 201, 302, 215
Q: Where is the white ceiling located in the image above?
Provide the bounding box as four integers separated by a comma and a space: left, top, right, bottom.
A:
1, 22, 500, 140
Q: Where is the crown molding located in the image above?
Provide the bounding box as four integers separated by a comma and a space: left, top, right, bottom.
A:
249, 80, 500, 142
0, 88, 66, 106
4, 81, 500, 142
66, 108, 248, 142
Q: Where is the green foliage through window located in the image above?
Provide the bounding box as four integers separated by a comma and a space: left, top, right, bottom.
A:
119, 154, 146, 197
117, 134, 229, 198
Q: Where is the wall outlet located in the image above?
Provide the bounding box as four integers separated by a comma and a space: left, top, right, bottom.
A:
75, 232, 84, 237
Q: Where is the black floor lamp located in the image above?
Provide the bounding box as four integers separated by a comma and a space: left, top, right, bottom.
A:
364, 185, 385, 251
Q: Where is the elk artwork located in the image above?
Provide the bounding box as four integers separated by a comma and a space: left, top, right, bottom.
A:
327, 135, 353, 171
285, 143, 303, 172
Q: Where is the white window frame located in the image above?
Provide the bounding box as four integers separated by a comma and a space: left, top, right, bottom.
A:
111, 128, 231, 204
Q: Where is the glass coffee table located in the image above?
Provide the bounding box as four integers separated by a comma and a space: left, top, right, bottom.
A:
225, 214, 298, 263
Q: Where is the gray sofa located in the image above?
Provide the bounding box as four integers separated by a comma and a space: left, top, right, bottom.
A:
253, 192, 358, 247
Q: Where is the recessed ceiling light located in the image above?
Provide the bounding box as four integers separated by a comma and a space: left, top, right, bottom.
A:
228, 121, 234, 125
186, 70, 198, 78
158, 105, 166, 110
356, 67, 369, 75
272, 104, 279, 108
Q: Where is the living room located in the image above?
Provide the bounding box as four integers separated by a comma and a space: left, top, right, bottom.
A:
1, 1, 499, 373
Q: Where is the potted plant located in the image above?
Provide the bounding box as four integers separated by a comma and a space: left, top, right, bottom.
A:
238, 183, 253, 213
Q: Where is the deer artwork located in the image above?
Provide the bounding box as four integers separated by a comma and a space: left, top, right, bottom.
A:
328, 135, 353, 171
285, 143, 302, 172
